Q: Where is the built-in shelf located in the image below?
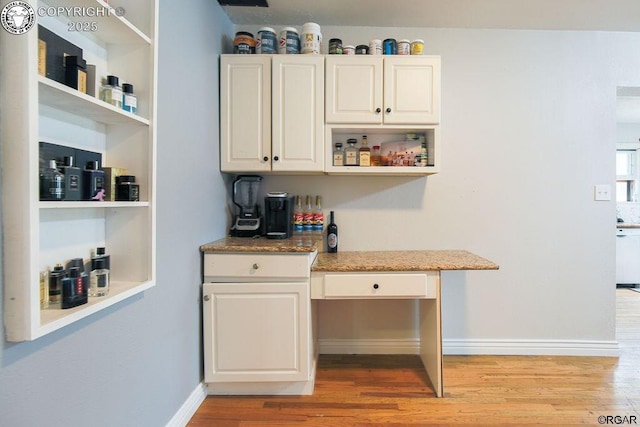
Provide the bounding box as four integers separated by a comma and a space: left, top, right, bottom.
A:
39, 201, 150, 209
39, 77, 150, 125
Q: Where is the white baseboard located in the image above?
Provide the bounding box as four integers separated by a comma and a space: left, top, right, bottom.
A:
165, 382, 208, 427
443, 339, 620, 357
317, 338, 620, 357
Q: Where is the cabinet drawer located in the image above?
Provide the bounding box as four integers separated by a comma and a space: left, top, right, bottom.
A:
204, 253, 312, 281
322, 273, 435, 299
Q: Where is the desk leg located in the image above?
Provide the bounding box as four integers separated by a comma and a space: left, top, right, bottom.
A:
419, 277, 443, 397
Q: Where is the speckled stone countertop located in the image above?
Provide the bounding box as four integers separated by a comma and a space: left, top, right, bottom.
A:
311, 250, 499, 272
200, 236, 321, 253
617, 223, 640, 229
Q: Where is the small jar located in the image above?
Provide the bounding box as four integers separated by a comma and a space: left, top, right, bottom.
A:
343, 45, 355, 55
355, 44, 369, 55
115, 175, 140, 201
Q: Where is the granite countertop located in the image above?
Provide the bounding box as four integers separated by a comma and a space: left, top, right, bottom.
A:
200, 236, 322, 253
617, 223, 640, 229
311, 250, 499, 272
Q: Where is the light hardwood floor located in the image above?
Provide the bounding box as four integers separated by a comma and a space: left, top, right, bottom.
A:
188, 289, 640, 425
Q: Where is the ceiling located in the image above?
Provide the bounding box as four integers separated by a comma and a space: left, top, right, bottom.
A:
219, 0, 640, 32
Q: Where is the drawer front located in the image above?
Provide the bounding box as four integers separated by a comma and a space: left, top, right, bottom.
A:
204, 253, 312, 281
323, 273, 435, 298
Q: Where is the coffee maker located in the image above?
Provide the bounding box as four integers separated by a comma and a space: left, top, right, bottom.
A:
230, 175, 263, 237
264, 192, 294, 239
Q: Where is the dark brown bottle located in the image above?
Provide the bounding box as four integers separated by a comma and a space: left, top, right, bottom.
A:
327, 211, 338, 253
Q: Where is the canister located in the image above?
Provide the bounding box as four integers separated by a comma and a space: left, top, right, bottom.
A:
233, 31, 255, 54
115, 175, 140, 202
256, 27, 277, 54
369, 39, 382, 55
397, 39, 410, 55
278, 27, 300, 54
411, 39, 424, 55
301, 22, 322, 54
383, 38, 397, 55
355, 44, 369, 55
343, 45, 355, 55
329, 38, 343, 54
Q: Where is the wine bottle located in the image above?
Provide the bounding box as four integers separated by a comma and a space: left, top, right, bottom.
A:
327, 211, 338, 253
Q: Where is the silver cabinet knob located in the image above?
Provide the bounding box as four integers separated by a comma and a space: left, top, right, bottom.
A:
203, 295, 210, 301
252, 263, 259, 270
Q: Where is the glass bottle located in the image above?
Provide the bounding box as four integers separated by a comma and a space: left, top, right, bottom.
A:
333, 142, 344, 166
312, 195, 324, 234
293, 195, 304, 234
327, 211, 338, 253
371, 145, 382, 166
358, 135, 371, 166
40, 269, 49, 309
344, 138, 358, 166
303, 195, 313, 233
89, 258, 110, 297
420, 139, 428, 167
48, 264, 65, 307
100, 75, 122, 108
40, 159, 65, 201
122, 83, 137, 114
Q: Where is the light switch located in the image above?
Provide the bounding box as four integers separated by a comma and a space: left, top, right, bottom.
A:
594, 184, 612, 201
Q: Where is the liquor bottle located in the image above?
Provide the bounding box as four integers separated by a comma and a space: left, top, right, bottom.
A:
420, 137, 428, 167
371, 145, 382, 166
358, 135, 371, 166
312, 195, 324, 234
303, 195, 313, 233
344, 139, 358, 166
333, 142, 344, 166
327, 211, 338, 253
40, 159, 65, 201
293, 195, 304, 234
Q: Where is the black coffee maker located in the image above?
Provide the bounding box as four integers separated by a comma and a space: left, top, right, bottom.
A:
264, 192, 294, 239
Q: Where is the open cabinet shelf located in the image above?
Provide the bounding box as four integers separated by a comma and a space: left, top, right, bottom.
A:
1, 0, 158, 342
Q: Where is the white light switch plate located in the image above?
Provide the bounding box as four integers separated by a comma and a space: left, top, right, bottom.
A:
594, 184, 612, 201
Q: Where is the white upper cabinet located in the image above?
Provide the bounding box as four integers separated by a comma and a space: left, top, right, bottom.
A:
220, 55, 324, 173
325, 56, 441, 125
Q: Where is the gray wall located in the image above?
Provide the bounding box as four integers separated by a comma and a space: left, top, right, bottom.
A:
0, 1, 232, 425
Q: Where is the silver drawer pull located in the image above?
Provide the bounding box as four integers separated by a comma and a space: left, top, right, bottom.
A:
252, 263, 259, 270
373, 283, 379, 289
203, 295, 210, 301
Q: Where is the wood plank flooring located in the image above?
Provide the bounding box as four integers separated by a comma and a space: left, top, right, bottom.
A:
188, 289, 640, 426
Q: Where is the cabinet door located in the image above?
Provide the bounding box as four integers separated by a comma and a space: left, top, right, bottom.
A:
383, 56, 441, 124
220, 56, 271, 172
272, 56, 324, 172
203, 282, 310, 383
325, 56, 383, 124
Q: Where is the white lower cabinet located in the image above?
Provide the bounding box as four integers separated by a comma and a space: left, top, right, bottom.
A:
202, 251, 317, 394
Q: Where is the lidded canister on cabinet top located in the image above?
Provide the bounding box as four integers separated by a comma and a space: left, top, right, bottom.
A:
411, 39, 424, 55
355, 44, 369, 55
278, 27, 300, 54
383, 38, 397, 55
343, 45, 355, 55
233, 31, 255, 54
329, 38, 343, 54
256, 27, 277, 54
397, 39, 410, 55
369, 39, 382, 55
301, 22, 322, 54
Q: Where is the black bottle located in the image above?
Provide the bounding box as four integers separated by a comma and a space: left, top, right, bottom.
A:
61, 266, 88, 309
327, 211, 338, 253
61, 156, 83, 201
83, 160, 106, 200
